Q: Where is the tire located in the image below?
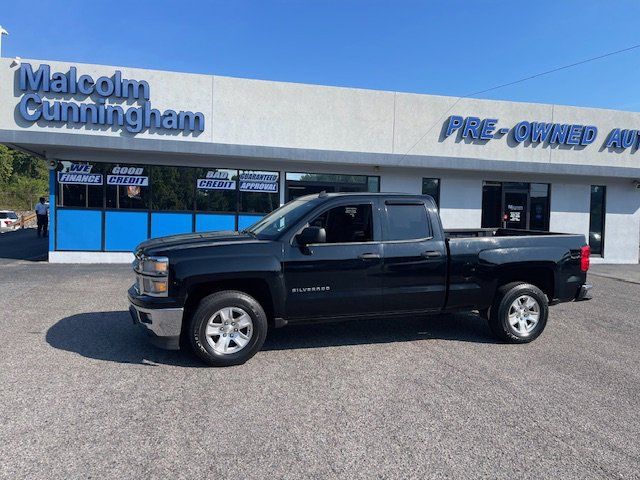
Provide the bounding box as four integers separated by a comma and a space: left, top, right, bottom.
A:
188, 290, 268, 367
487, 282, 548, 343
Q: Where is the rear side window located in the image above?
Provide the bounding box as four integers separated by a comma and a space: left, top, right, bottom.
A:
385, 204, 431, 241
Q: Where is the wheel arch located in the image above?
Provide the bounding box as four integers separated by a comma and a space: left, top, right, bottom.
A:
182, 277, 279, 337
493, 263, 556, 302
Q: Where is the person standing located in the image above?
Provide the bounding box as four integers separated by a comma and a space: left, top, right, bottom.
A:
35, 197, 49, 238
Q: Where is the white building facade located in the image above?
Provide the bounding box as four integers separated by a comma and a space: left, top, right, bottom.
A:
0, 57, 638, 263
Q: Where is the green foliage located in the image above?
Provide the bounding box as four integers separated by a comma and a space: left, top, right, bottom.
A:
0, 145, 49, 210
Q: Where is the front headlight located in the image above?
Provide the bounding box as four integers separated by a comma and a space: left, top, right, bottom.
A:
134, 256, 169, 297
137, 256, 168, 276
140, 257, 169, 276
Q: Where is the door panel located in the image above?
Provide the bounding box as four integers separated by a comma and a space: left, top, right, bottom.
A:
380, 201, 447, 312
382, 239, 447, 312
283, 200, 383, 320
283, 243, 383, 319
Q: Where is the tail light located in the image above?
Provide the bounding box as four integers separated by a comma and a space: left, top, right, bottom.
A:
580, 245, 591, 272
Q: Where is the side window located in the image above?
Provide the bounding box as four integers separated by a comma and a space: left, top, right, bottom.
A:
150, 166, 196, 211
310, 204, 373, 243
385, 204, 431, 241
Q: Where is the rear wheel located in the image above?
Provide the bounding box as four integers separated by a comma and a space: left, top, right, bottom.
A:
487, 282, 548, 343
188, 290, 268, 366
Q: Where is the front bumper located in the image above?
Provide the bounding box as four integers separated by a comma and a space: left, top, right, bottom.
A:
575, 283, 592, 301
128, 288, 184, 350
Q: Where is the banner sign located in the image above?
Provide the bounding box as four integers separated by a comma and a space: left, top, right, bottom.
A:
107, 165, 148, 186
239, 172, 279, 193
58, 163, 103, 185
197, 171, 236, 190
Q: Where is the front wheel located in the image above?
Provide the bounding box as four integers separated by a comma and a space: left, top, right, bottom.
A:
487, 282, 548, 343
188, 290, 268, 366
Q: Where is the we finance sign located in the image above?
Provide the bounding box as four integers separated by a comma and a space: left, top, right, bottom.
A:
16, 63, 205, 135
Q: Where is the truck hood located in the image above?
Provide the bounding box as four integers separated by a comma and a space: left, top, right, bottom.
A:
136, 230, 258, 254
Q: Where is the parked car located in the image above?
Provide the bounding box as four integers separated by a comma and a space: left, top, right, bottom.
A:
128, 193, 592, 367
0, 210, 19, 229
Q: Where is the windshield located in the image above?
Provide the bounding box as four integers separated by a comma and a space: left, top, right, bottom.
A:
0, 212, 17, 220
245, 198, 322, 239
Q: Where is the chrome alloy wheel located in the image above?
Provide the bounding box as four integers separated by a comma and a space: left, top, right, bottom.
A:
205, 307, 254, 354
508, 295, 540, 335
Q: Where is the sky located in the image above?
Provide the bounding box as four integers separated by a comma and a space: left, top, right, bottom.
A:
2, 0, 640, 111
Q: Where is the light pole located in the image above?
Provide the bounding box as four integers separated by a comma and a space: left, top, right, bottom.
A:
0, 26, 8, 57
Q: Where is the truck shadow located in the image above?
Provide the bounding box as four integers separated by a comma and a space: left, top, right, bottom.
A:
46, 310, 499, 367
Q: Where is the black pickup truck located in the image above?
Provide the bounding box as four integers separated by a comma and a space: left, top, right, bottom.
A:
128, 192, 592, 366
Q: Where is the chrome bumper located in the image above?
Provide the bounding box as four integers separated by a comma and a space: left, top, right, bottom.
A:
129, 302, 184, 350
576, 283, 592, 301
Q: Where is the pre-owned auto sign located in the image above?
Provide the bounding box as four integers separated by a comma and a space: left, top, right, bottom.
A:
444, 115, 640, 151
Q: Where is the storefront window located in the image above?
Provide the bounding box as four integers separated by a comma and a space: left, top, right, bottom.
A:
195, 168, 238, 212
481, 181, 551, 231
589, 185, 606, 256
421, 178, 440, 208
481, 181, 503, 228
285, 172, 380, 201
529, 183, 550, 231
56, 161, 105, 208
106, 164, 149, 210
239, 170, 280, 214
150, 166, 196, 211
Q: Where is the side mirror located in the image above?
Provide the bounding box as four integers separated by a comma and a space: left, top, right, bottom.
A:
297, 226, 326, 246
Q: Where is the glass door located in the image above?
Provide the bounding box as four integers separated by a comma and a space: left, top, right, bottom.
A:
502, 183, 529, 229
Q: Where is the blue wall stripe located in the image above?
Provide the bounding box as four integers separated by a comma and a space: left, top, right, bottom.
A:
105, 211, 149, 252
56, 209, 102, 251
237, 214, 263, 230
195, 213, 236, 232
151, 212, 193, 238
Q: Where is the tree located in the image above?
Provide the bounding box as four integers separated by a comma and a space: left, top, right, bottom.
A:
0, 144, 48, 210
0, 145, 13, 184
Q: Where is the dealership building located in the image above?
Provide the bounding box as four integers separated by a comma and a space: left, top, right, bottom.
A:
0, 57, 639, 263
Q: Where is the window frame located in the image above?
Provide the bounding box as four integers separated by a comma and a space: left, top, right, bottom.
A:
421, 178, 441, 210
284, 171, 381, 202
56, 161, 106, 210
381, 200, 434, 243
194, 167, 239, 215
105, 163, 151, 211
588, 185, 606, 257
238, 169, 281, 215
289, 199, 380, 247
481, 180, 551, 231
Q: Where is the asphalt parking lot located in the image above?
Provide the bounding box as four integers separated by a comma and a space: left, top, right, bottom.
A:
1, 262, 639, 479
0, 228, 48, 264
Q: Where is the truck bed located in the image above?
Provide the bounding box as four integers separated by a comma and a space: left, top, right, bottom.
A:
443, 228, 587, 311
444, 228, 575, 239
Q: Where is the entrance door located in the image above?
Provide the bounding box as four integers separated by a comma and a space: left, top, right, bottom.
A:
502, 184, 529, 229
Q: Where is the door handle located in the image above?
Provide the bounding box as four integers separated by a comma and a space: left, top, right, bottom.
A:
421, 250, 442, 258
358, 253, 381, 260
